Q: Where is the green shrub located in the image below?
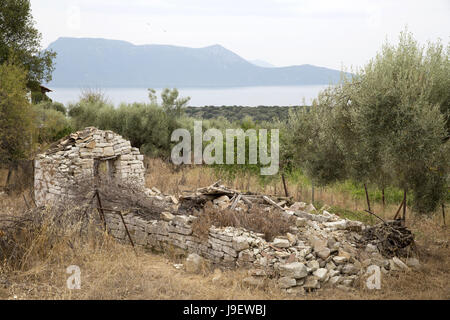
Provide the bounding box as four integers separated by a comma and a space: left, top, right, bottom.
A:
35, 100, 67, 115
34, 105, 72, 144
0, 60, 35, 164
68, 97, 183, 158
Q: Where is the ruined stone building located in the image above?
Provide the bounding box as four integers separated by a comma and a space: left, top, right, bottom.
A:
34, 127, 145, 206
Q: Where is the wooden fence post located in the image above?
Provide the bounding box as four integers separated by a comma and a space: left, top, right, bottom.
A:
281, 173, 289, 197
364, 184, 371, 211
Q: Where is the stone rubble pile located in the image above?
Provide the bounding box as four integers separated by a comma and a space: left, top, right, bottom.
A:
104, 184, 418, 295
144, 186, 180, 206
178, 181, 291, 213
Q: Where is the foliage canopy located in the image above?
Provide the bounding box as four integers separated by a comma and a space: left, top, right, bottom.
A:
0, 0, 56, 91
286, 30, 449, 213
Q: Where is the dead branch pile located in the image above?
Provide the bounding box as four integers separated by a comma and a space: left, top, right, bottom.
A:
361, 220, 415, 257
178, 181, 296, 241
179, 180, 293, 214
67, 178, 178, 220
95, 183, 175, 219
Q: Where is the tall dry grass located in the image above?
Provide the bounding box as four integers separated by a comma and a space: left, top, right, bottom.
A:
191, 202, 295, 241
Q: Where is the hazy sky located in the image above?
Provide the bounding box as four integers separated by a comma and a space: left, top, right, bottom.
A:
31, 0, 449, 70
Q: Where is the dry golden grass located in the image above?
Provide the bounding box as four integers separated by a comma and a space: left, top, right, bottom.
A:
0, 158, 448, 300
192, 203, 295, 242
0, 222, 290, 300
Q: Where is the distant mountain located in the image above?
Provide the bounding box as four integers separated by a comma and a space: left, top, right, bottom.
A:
249, 59, 276, 68
47, 37, 348, 87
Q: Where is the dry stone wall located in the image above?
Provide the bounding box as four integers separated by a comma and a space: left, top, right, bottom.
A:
34, 127, 145, 206
104, 212, 256, 267
103, 202, 417, 294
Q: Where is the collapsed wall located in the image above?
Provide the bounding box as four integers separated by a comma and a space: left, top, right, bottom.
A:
104, 196, 418, 294
34, 127, 145, 206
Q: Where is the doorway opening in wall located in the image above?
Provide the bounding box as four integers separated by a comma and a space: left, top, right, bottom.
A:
94, 157, 118, 185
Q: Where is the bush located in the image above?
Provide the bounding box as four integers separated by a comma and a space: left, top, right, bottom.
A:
34, 104, 72, 144
35, 100, 67, 115
192, 201, 295, 241
0, 60, 35, 164
68, 97, 183, 159
31, 91, 51, 104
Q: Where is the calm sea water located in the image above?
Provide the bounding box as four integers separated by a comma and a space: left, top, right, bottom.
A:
47, 85, 328, 107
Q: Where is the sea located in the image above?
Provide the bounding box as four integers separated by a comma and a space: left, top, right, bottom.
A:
46, 85, 329, 107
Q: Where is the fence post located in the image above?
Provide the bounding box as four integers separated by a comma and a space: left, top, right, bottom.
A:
281, 173, 289, 197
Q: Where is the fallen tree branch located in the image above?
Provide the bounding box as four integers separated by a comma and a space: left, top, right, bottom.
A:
364, 209, 386, 224
263, 196, 285, 211
230, 194, 242, 211
393, 199, 405, 220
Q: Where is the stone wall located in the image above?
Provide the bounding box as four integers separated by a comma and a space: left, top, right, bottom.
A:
103, 202, 418, 294
34, 127, 145, 206
104, 212, 255, 268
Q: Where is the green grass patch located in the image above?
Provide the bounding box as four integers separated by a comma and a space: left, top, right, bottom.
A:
328, 205, 377, 225
332, 181, 405, 204
312, 200, 325, 211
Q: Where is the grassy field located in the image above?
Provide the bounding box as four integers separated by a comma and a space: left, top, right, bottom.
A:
0, 158, 448, 300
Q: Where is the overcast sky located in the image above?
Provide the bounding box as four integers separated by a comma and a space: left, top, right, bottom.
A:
31, 0, 449, 70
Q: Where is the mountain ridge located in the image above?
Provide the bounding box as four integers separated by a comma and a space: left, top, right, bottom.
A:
250, 59, 276, 68
46, 37, 348, 87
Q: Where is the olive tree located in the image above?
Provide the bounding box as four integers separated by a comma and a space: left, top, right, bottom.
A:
348, 31, 449, 214
287, 30, 449, 215
286, 87, 348, 187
